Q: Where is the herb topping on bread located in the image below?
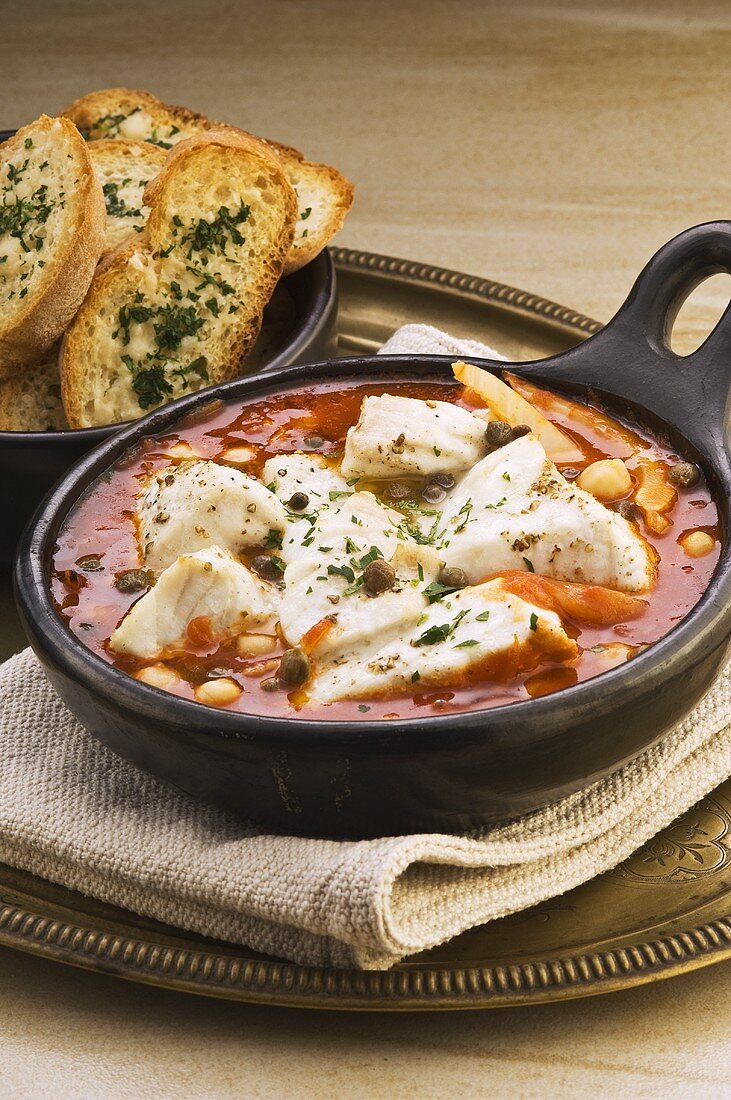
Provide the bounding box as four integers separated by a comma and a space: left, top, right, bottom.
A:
63, 89, 353, 273
61, 128, 297, 427
0, 115, 105, 372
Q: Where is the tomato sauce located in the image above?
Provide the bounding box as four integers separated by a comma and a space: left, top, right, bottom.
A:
51, 379, 721, 720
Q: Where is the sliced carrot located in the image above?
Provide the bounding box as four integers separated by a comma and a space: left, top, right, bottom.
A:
634, 459, 677, 535
186, 615, 214, 646
452, 360, 584, 465
494, 571, 648, 625
299, 615, 336, 655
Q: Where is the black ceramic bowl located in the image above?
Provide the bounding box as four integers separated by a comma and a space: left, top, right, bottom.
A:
15, 223, 731, 838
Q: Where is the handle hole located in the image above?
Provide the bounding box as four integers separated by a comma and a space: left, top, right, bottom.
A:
669, 272, 731, 356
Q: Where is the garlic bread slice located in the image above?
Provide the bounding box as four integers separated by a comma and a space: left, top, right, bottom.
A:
88, 139, 167, 254
0, 115, 105, 372
61, 128, 297, 427
63, 88, 354, 272
0, 344, 67, 431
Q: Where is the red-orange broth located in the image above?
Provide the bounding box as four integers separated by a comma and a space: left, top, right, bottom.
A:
51, 380, 721, 720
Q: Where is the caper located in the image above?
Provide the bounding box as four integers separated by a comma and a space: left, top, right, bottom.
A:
77, 554, 103, 572
304, 434, 324, 449
388, 482, 411, 501
437, 565, 468, 590
428, 472, 455, 490
115, 568, 154, 593
278, 647, 311, 686
668, 461, 700, 489
363, 558, 397, 596
251, 554, 282, 582
613, 500, 639, 522
422, 482, 446, 504
287, 491, 310, 511
484, 421, 514, 448
510, 424, 531, 440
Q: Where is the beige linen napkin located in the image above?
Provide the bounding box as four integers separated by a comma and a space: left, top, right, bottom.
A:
0, 324, 729, 971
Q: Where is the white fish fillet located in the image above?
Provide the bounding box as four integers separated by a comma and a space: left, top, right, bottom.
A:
110, 546, 278, 660
280, 543, 441, 656
279, 489, 405, 566
262, 452, 349, 509
437, 434, 656, 593
341, 394, 487, 479
138, 459, 287, 573
309, 578, 577, 704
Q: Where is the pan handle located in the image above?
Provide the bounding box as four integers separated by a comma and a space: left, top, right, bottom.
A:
513, 221, 731, 464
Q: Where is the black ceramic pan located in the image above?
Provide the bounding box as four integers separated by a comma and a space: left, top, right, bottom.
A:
14, 222, 731, 838
0, 126, 338, 567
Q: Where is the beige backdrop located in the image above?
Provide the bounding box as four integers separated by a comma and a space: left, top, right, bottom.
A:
1, 1, 730, 1096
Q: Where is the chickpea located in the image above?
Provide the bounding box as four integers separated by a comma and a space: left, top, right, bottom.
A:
576, 459, 632, 501
166, 441, 197, 459
221, 445, 256, 466
194, 678, 242, 707
236, 633, 278, 658
680, 531, 716, 558
135, 664, 179, 690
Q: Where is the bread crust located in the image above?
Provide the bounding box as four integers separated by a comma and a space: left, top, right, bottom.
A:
62, 89, 354, 272
0, 116, 106, 374
61, 128, 297, 428
62, 88, 214, 141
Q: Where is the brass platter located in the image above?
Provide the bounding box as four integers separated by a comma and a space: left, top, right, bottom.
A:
0, 248, 727, 1009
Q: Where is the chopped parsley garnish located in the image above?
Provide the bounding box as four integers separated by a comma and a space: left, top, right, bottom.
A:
153, 303, 205, 351
529, 612, 539, 631
327, 563, 356, 583
413, 622, 451, 647
265, 529, 284, 550
102, 181, 143, 219
181, 203, 251, 257
130, 365, 173, 409
454, 499, 473, 533
523, 557, 535, 573
354, 546, 383, 570
423, 580, 463, 604
454, 639, 479, 648
411, 671, 421, 683
475, 610, 491, 622
300, 207, 312, 220
0, 183, 56, 254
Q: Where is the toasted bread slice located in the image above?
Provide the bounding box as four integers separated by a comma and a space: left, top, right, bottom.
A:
0, 344, 67, 431
0, 115, 105, 373
88, 139, 168, 254
61, 128, 297, 428
63, 89, 354, 272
